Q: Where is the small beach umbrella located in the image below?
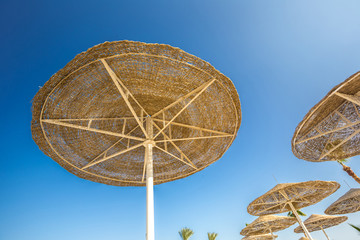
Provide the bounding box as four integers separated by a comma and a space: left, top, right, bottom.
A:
325, 188, 360, 215
292, 72, 360, 184
247, 181, 340, 240
299, 237, 309, 240
31, 41, 241, 240
241, 234, 277, 240
240, 215, 296, 239
294, 214, 348, 240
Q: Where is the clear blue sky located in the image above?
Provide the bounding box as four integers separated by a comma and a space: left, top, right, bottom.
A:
1, 0, 360, 239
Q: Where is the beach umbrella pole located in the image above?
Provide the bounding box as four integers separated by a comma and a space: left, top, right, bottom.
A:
146, 118, 155, 240
320, 226, 330, 240
288, 202, 313, 240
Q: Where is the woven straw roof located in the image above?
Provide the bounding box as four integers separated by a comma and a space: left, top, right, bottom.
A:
247, 181, 340, 216
240, 215, 296, 236
299, 237, 309, 240
294, 214, 347, 233
325, 188, 360, 215
292, 72, 360, 162
31, 41, 241, 186
241, 234, 277, 240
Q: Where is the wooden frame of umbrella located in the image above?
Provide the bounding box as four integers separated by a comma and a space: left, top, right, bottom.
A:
240, 215, 296, 240
292, 72, 360, 184
325, 188, 360, 215
242, 234, 277, 240
247, 181, 340, 240
31, 41, 241, 240
294, 214, 348, 240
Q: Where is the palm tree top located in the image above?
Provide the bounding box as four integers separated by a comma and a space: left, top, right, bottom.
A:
179, 228, 194, 240
208, 232, 218, 240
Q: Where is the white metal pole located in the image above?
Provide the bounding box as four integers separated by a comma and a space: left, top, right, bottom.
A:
146, 118, 154, 240
288, 202, 313, 240
320, 226, 330, 240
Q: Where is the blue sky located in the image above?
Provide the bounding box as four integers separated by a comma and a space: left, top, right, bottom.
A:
1, 0, 360, 239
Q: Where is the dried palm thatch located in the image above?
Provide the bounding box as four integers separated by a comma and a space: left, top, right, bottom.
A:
240, 215, 296, 236
325, 188, 360, 215
241, 234, 277, 240
31, 40, 241, 186
292, 72, 360, 162
247, 181, 340, 216
294, 214, 348, 233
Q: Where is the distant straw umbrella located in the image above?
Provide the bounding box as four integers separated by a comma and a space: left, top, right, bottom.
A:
247, 180, 340, 240
294, 214, 348, 240
292, 72, 360, 184
325, 188, 360, 215
240, 215, 296, 240
299, 237, 309, 240
241, 234, 277, 240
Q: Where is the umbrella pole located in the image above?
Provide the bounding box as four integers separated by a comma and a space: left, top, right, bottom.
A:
320, 226, 330, 240
146, 118, 155, 240
288, 202, 313, 240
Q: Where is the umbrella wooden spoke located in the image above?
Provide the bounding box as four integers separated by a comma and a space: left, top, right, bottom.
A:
87, 125, 142, 168
101, 59, 149, 138
151, 121, 197, 169
319, 127, 360, 160
154, 145, 197, 169
152, 79, 217, 118
154, 134, 233, 142
41, 119, 145, 141
255, 204, 283, 215
153, 78, 216, 139
152, 118, 232, 136
335, 92, 360, 106
43, 116, 137, 121
82, 142, 144, 169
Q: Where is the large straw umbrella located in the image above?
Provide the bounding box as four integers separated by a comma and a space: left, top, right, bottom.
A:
240, 215, 296, 239
294, 214, 348, 240
292, 72, 360, 184
242, 234, 277, 240
325, 188, 360, 215
247, 181, 340, 240
31, 41, 241, 240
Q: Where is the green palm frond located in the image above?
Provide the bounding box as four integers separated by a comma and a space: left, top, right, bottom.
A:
287, 209, 306, 217
179, 228, 194, 240
207, 232, 218, 240
337, 158, 348, 164
349, 223, 360, 233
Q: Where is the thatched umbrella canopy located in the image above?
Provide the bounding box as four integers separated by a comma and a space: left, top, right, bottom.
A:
294, 214, 348, 240
31, 40, 241, 240
247, 180, 340, 240
240, 215, 296, 239
325, 188, 360, 215
292, 72, 360, 183
241, 234, 277, 240
292, 72, 360, 161
299, 237, 309, 240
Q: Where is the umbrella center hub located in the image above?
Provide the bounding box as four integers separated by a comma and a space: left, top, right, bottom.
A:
143, 139, 156, 146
